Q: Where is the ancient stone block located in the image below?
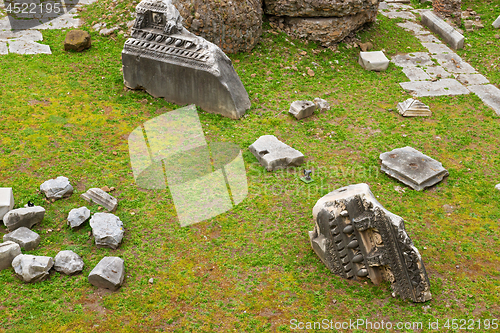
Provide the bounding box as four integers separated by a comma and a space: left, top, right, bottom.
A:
122, 0, 251, 120
0, 188, 14, 221
313, 98, 330, 112
40, 176, 74, 200
64, 30, 91, 52
54, 250, 84, 275
89, 213, 124, 249
67, 207, 91, 228
88, 257, 125, 291
309, 183, 432, 302
289, 100, 317, 120
3, 227, 41, 251
3, 206, 45, 231
380, 146, 449, 191
249, 135, 304, 171
81, 188, 118, 212
263, 0, 381, 17
358, 51, 390, 71
421, 11, 464, 49
0, 241, 21, 271
397, 98, 431, 117
12, 254, 54, 283
468, 84, 500, 116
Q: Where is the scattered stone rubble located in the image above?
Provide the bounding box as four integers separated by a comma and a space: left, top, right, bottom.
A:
0, 241, 22, 271
309, 183, 432, 302
89, 213, 124, 249
67, 207, 91, 229
88, 257, 125, 291
2, 206, 45, 231
313, 98, 330, 112
3, 227, 41, 251
64, 30, 92, 52
289, 100, 317, 120
397, 98, 431, 117
81, 188, 118, 212
12, 254, 54, 283
39, 176, 74, 200
380, 146, 449, 191
249, 135, 304, 171
54, 250, 85, 275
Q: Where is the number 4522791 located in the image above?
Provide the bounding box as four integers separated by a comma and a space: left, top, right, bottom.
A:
5, 2, 62, 14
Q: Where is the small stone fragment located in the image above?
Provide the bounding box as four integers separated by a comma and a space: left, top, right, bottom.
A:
54, 250, 84, 275
89, 213, 124, 249
359, 41, 373, 52
0, 241, 22, 271
88, 257, 125, 291
3, 227, 41, 251
313, 98, 330, 112
12, 254, 54, 283
249, 135, 304, 171
309, 183, 432, 302
397, 98, 431, 117
148, 278, 154, 284
495, 184, 500, 191
40, 176, 74, 200
289, 100, 317, 120
492, 15, 500, 29
2, 206, 45, 231
67, 207, 91, 228
0, 188, 14, 221
380, 147, 449, 191
64, 30, 91, 52
358, 51, 390, 71
81, 188, 118, 212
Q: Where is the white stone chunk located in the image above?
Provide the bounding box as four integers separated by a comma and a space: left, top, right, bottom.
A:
468, 85, 500, 116
0, 188, 14, 221
314, 98, 330, 112
421, 10, 464, 49
289, 100, 317, 120
358, 51, 390, 71
400, 79, 470, 97
88, 257, 125, 291
89, 213, 124, 249
40, 176, 74, 200
12, 254, 54, 283
495, 184, 500, 191
493, 15, 500, 29
67, 207, 91, 228
397, 98, 431, 117
54, 250, 84, 275
0, 241, 21, 271
249, 135, 304, 171
3, 206, 45, 231
3, 227, 41, 251
81, 188, 118, 212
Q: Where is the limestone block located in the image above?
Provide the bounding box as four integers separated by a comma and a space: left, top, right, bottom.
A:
421, 10, 464, 49
249, 135, 304, 171
40, 176, 74, 200
289, 100, 317, 120
89, 213, 124, 249
54, 250, 84, 275
0, 241, 22, 271
12, 254, 54, 283
3, 206, 45, 231
358, 51, 390, 71
0, 188, 14, 221
3, 227, 41, 251
88, 257, 125, 291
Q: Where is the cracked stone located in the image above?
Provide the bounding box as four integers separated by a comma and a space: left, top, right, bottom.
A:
249, 135, 304, 171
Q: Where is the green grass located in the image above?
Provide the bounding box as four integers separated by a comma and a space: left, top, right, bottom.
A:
0, 1, 500, 332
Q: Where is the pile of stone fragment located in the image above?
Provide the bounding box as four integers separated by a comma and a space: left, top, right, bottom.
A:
0, 177, 125, 291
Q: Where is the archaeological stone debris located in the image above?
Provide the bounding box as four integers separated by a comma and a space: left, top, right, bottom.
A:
3, 227, 41, 251
0, 188, 14, 221
421, 11, 464, 50
249, 135, 304, 171
89, 213, 124, 249
40, 176, 74, 200
122, 0, 251, 120
313, 98, 330, 112
309, 183, 432, 302
493, 15, 500, 29
88, 257, 125, 291
81, 188, 118, 212
397, 98, 431, 117
289, 100, 317, 120
0, 241, 21, 271
54, 250, 85, 275
12, 254, 54, 283
67, 206, 91, 229
64, 30, 92, 52
380, 147, 449, 191
358, 51, 390, 71
2, 206, 45, 231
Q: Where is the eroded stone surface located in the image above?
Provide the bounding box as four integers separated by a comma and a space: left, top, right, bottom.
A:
3, 227, 41, 251
12, 254, 54, 282
468, 85, 500, 116
402, 67, 431, 81
397, 98, 431, 117
7, 40, 51, 54
67, 207, 91, 228
457, 74, 489, 86
421, 10, 464, 49
88, 256, 125, 291
358, 51, 390, 71
289, 100, 317, 120
309, 183, 432, 302
81, 188, 118, 212
263, 0, 381, 17
40, 176, 74, 200
391, 52, 434, 68
0, 188, 14, 221
54, 250, 84, 275
399, 79, 470, 97
89, 213, 124, 249
64, 30, 91, 52
0, 241, 21, 271
380, 146, 449, 191
3, 206, 45, 231
249, 135, 304, 171
314, 98, 330, 112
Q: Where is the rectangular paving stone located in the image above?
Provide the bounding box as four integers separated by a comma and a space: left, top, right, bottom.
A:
422, 42, 453, 55
432, 53, 477, 74
402, 67, 431, 81
8, 40, 51, 54
0, 30, 43, 42
397, 22, 429, 34
421, 10, 464, 49
384, 11, 416, 20
424, 65, 452, 78
468, 85, 500, 115
392, 52, 434, 68
400, 79, 470, 97
0, 42, 7, 55
416, 34, 442, 43
457, 74, 489, 86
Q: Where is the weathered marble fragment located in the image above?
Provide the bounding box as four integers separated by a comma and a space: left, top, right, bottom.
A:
358, 51, 390, 71
54, 250, 84, 275
89, 213, 124, 249
397, 98, 431, 117
81, 188, 118, 212
12, 254, 54, 283
40, 176, 74, 200
88, 257, 125, 291
0, 241, 22, 271
3, 227, 41, 251
249, 135, 304, 171
3, 206, 45, 231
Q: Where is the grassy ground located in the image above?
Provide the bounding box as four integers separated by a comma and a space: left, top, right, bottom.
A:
0, 0, 499, 332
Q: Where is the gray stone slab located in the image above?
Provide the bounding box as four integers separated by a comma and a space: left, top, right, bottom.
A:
400, 79, 470, 97
12, 254, 54, 282
249, 135, 304, 171
8, 40, 51, 55
468, 84, 500, 116
378, 2, 389, 10
3, 206, 45, 231
456, 74, 489, 86
54, 250, 84, 275
310, 183, 432, 302
397, 22, 430, 34
424, 66, 452, 79
0, 42, 7, 55
391, 52, 434, 68
89, 213, 124, 249
415, 34, 442, 43
67, 207, 91, 228
3, 227, 41, 251
0, 30, 43, 42
432, 53, 477, 74
358, 51, 390, 71
421, 10, 464, 49
0, 241, 21, 271
81, 188, 118, 212
0, 188, 14, 221
88, 257, 125, 291
40, 176, 73, 200
289, 100, 317, 119
421, 42, 453, 55
122, 0, 251, 119
380, 147, 448, 191
493, 15, 500, 29
402, 67, 431, 81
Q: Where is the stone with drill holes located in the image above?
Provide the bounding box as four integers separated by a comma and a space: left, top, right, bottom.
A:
3, 227, 41, 251
67, 206, 91, 228
88, 256, 125, 291
81, 188, 118, 212
380, 146, 449, 191
40, 176, 74, 200
0, 241, 21, 271
89, 213, 124, 249
0, 188, 14, 221
309, 183, 432, 302
12, 254, 54, 282
2, 206, 45, 231
358, 51, 390, 71
249, 135, 304, 171
289, 100, 317, 120
54, 250, 84, 275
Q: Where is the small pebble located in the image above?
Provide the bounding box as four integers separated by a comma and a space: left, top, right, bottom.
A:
149, 278, 154, 284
